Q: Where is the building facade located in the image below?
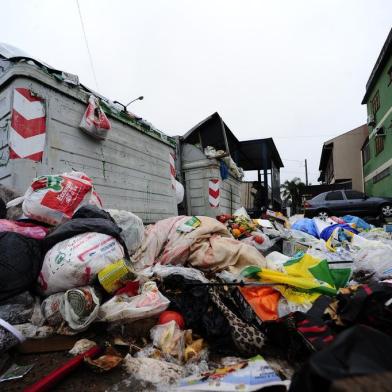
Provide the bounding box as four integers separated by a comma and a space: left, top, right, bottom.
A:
318, 124, 368, 191
361, 28, 392, 197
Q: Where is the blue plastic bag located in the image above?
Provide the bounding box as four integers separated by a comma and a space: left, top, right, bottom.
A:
320, 223, 358, 241
292, 218, 319, 238
220, 161, 229, 180
342, 215, 371, 231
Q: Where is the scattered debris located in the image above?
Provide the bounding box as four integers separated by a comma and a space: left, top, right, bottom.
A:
1, 171, 392, 390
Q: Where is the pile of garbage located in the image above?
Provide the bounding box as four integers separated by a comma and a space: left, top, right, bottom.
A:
1, 172, 392, 391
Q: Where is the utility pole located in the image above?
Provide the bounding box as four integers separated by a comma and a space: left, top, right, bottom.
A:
305, 159, 308, 186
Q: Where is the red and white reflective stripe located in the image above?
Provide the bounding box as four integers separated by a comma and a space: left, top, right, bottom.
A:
209, 179, 220, 208
169, 152, 176, 189
9, 88, 46, 161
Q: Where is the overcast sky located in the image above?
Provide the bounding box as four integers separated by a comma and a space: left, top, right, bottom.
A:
1, 0, 391, 184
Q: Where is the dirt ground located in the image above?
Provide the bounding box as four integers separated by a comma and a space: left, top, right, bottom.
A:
4, 351, 128, 392
2, 340, 297, 392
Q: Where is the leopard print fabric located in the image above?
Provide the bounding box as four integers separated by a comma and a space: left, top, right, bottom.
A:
209, 285, 265, 355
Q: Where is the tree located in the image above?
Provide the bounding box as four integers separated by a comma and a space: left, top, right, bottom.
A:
281, 177, 305, 213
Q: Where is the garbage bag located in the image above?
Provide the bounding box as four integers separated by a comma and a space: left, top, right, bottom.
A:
240, 231, 272, 251
0, 292, 35, 324
79, 95, 111, 140
175, 180, 185, 205
352, 243, 392, 279
107, 209, 144, 254
0, 219, 48, 239
342, 215, 371, 231
0, 318, 25, 354
150, 320, 185, 362
22, 172, 102, 225
0, 232, 43, 302
42, 206, 129, 258
73, 204, 114, 220
289, 325, 392, 392
143, 264, 209, 283
320, 223, 358, 242
41, 292, 64, 326
292, 218, 319, 238
60, 286, 100, 331
39, 232, 125, 295
219, 160, 229, 180
98, 281, 169, 323
359, 228, 392, 244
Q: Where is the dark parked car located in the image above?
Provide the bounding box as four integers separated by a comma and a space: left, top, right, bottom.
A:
304, 190, 392, 219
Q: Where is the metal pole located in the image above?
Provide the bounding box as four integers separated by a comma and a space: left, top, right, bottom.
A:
305, 159, 309, 186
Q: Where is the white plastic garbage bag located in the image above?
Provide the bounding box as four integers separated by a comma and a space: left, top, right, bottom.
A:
353, 244, 392, 279
240, 231, 272, 251
265, 251, 290, 272
98, 281, 170, 323
107, 209, 144, 254
60, 286, 100, 331
140, 264, 209, 283
38, 232, 125, 295
79, 95, 111, 140
175, 180, 184, 204
22, 172, 102, 226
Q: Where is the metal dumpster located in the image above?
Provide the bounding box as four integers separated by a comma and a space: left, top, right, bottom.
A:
0, 50, 177, 223
181, 143, 241, 217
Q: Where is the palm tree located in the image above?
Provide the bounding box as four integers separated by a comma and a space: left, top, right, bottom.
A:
281, 177, 305, 213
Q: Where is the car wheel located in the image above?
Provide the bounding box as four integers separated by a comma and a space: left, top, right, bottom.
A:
381, 204, 392, 218
317, 210, 329, 219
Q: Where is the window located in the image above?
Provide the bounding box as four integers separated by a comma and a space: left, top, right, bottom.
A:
325, 191, 343, 201
371, 90, 380, 116
375, 128, 385, 155
373, 167, 390, 184
312, 193, 326, 201
362, 142, 370, 164
345, 190, 365, 200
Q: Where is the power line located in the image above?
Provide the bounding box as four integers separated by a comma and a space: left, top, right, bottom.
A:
76, 0, 99, 90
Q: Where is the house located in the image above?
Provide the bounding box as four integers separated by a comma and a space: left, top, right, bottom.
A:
318, 124, 368, 191
361, 28, 392, 197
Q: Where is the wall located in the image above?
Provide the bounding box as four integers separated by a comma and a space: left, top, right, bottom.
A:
331, 125, 368, 191
0, 68, 177, 223
363, 54, 392, 196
